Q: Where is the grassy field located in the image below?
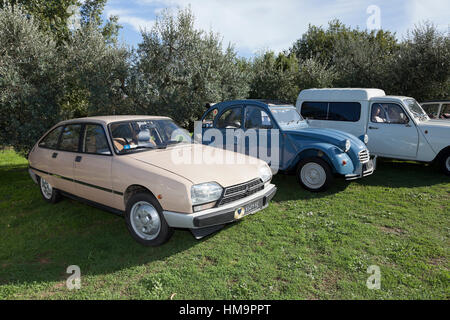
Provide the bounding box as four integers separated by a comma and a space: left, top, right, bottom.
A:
0, 148, 448, 300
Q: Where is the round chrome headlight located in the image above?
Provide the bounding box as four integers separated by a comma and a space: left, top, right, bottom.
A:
191, 182, 223, 205
361, 134, 369, 144
344, 139, 351, 152
259, 165, 272, 183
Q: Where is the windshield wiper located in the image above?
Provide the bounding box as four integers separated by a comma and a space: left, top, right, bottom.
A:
119, 145, 158, 154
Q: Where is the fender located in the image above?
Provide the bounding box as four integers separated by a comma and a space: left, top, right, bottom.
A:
287, 143, 355, 175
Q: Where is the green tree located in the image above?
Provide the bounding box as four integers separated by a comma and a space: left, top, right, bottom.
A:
391, 23, 450, 101
291, 20, 397, 66
130, 7, 249, 128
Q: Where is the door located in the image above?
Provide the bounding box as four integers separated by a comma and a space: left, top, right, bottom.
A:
50, 124, 82, 193
243, 105, 277, 167
213, 105, 244, 153
367, 102, 419, 159
73, 124, 113, 206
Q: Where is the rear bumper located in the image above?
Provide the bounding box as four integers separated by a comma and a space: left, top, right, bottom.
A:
345, 156, 377, 181
163, 183, 277, 229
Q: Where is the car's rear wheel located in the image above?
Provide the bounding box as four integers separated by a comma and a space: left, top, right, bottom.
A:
296, 157, 333, 192
125, 192, 174, 246
440, 151, 450, 176
38, 176, 61, 203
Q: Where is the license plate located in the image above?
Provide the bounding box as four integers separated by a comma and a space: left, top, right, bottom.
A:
234, 199, 263, 220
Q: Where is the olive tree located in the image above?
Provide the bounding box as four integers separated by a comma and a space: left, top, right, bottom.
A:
0, 4, 61, 155
130, 7, 249, 128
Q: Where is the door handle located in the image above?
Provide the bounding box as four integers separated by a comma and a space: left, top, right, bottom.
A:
368, 126, 379, 130
75, 156, 82, 162
52, 152, 58, 158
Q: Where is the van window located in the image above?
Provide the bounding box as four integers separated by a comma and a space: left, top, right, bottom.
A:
328, 102, 361, 122
301, 102, 328, 120
421, 104, 440, 119
301, 102, 361, 122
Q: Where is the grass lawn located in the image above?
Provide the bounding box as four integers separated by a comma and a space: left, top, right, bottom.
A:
0, 148, 448, 299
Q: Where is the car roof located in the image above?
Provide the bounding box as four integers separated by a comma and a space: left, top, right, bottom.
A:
298, 88, 387, 101
58, 115, 172, 126
212, 99, 294, 109
421, 100, 450, 104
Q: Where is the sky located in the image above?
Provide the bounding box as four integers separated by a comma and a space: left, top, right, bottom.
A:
103, 0, 450, 57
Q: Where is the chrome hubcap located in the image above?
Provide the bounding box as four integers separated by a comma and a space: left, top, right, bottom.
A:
300, 163, 326, 189
40, 177, 53, 199
446, 156, 450, 172
130, 201, 161, 240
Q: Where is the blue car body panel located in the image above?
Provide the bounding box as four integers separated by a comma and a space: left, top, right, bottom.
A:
200, 100, 369, 178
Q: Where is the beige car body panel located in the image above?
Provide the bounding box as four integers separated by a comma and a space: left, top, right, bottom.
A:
28, 116, 276, 224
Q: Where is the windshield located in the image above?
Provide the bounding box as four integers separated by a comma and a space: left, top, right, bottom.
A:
110, 119, 192, 154
404, 99, 429, 121
270, 107, 308, 128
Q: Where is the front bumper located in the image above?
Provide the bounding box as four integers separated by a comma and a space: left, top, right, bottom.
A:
163, 183, 277, 229
28, 167, 38, 184
345, 156, 377, 181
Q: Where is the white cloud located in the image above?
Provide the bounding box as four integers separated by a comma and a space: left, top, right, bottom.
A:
406, 0, 449, 34
133, 0, 371, 54
106, 8, 155, 33
109, 0, 450, 54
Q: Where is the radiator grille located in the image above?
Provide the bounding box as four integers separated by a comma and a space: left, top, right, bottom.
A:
219, 178, 264, 206
359, 149, 370, 163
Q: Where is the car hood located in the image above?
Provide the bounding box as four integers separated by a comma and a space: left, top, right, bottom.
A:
284, 127, 366, 152
128, 144, 267, 187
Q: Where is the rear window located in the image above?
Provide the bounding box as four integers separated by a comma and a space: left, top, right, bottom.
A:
301, 102, 328, 120
301, 102, 361, 122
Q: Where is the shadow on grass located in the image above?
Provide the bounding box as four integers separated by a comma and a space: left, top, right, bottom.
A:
0, 165, 201, 287
270, 158, 449, 203
0, 158, 448, 288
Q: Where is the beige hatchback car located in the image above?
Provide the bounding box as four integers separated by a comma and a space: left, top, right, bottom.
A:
28, 116, 276, 246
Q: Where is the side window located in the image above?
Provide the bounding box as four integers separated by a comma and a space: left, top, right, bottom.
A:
38, 126, 62, 149
59, 124, 82, 152
83, 124, 111, 155
216, 107, 242, 129
301, 102, 328, 120
371, 103, 408, 124
422, 104, 440, 119
202, 108, 218, 128
328, 102, 361, 122
440, 104, 450, 119
245, 106, 273, 129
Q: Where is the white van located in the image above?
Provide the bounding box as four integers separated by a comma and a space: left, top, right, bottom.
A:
296, 88, 450, 175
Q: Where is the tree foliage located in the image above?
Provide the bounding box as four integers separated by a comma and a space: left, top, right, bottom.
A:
130, 8, 249, 128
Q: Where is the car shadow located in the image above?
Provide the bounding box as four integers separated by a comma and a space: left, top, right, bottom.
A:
0, 164, 200, 287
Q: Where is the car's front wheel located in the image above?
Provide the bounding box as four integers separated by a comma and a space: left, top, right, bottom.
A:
440, 151, 450, 176
38, 176, 61, 203
296, 157, 333, 192
125, 192, 174, 246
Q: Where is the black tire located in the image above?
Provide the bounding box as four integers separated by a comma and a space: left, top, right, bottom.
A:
125, 192, 174, 246
440, 151, 450, 176
296, 157, 334, 192
38, 175, 61, 203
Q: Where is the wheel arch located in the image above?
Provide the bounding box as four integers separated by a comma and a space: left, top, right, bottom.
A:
124, 184, 159, 209
433, 146, 450, 163
293, 147, 335, 173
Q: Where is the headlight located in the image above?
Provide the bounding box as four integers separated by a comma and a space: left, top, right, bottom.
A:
259, 165, 272, 183
191, 182, 223, 205
344, 139, 351, 152
359, 134, 369, 144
